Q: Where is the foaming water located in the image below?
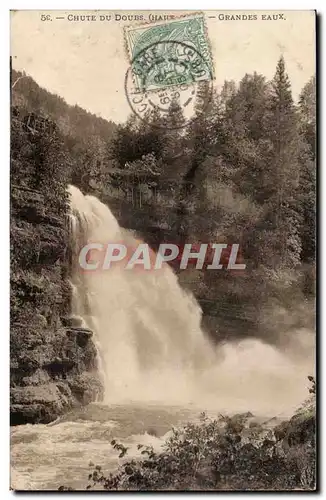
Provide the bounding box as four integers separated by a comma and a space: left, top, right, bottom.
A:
68, 185, 314, 416
10, 403, 190, 490
11, 187, 314, 490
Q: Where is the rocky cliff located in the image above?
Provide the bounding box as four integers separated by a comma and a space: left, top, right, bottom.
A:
10, 112, 103, 425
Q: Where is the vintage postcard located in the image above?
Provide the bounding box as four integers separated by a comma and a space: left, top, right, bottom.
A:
10, 10, 316, 491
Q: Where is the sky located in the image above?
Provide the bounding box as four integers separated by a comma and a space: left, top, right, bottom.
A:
11, 10, 316, 124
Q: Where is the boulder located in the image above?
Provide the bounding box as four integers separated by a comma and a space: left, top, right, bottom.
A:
61, 316, 84, 327
10, 383, 71, 425
10, 325, 102, 425
10, 372, 103, 425
66, 327, 93, 348
68, 372, 104, 405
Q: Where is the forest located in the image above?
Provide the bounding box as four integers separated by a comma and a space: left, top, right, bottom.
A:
10, 56, 316, 489
11, 57, 316, 345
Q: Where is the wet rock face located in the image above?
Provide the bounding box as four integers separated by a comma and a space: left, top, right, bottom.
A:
10, 326, 103, 425
11, 384, 70, 425
11, 182, 103, 425
66, 327, 93, 348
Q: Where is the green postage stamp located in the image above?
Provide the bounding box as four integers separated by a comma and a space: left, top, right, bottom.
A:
124, 13, 214, 92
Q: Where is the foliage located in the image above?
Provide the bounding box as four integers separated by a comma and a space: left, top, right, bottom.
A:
11, 69, 117, 195
59, 378, 315, 491
11, 56, 316, 345
11, 69, 116, 144
10, 105, 72, 382
11, 51, 316, 489
110, 112, 165, 168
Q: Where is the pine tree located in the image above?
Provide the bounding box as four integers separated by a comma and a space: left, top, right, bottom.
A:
175, 86, 223, 238
219, 73, 271, 200
110, 111, 165, 168
299, 76, 316, 263
260, 56, 304, 268
299, 75, 316, 155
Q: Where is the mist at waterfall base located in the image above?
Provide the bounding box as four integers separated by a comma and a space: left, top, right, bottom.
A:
68, 185, 314, 415
10, 186, 314, 490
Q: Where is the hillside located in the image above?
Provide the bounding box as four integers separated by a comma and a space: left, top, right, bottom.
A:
10, 60, 316, 425
10, 70, 105, 425
11, 69, 117, 144
11, 62, 316, 346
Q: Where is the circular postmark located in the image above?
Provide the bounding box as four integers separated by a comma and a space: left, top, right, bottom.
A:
124, 40, 213, 130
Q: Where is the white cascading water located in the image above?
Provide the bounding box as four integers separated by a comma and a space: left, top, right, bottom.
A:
10, 185, 315, 491
68, 185, 314, 416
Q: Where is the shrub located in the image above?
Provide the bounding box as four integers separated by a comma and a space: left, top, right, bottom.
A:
64, 378, 315, 492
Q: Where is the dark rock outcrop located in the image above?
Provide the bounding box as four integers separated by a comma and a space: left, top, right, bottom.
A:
10, 325, 103, 425
274, 404, 316, 450
11, 155, 103, 425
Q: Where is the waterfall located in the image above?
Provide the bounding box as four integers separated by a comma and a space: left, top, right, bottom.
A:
68, 185, 314, 415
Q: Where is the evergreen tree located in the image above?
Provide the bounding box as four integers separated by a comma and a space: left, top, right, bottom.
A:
176, 85, 220, 238
299, 76, 316, 262
259, 56, 304, 268
219, 73, 271, 201
110, 111, 165, 168
299, 76, 316, 157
